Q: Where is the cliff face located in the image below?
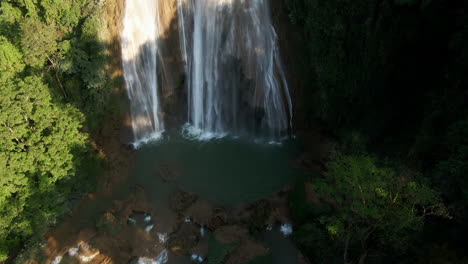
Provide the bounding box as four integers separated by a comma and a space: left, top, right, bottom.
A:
270, 0, 308, 132
153, 0, 187, 129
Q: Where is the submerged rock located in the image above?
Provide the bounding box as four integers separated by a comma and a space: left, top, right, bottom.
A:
156, 164, 181, 182
169, 189, 198, 213
234, 199, 271, 233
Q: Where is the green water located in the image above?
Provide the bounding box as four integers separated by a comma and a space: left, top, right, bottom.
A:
130, 130, 299, 206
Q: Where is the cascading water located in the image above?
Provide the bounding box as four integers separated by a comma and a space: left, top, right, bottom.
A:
121, 0, 164, 145
122, 0, 292, 144
178, 0, 293, 139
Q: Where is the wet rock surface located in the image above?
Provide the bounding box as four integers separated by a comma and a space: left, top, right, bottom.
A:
233, 199, 272, 233
214, 226, 249, 244
43, 183, 300, 263
168, 222, 201, 254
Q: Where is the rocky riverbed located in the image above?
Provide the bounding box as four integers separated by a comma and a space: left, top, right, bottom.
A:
44, 182, 311, 264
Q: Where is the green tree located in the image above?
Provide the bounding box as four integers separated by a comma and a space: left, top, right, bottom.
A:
314, 154, 448, 263
0, 36, 24, 81
0, 2, 23, 23
0, 76, 86, 260
0, 0, 109, 260
6, 0, 39, 16
431, 119, 468, 218
20, 17, 57, 67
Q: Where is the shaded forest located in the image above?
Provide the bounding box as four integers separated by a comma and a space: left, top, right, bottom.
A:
285, 0, 468, 262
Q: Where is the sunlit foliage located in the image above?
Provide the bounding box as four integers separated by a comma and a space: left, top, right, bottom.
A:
0, 0, 108, 260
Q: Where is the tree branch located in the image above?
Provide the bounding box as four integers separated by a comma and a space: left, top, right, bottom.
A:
47, 56, 68, 98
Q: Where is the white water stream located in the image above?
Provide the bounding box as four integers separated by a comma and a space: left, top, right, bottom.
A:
121, 0, 164, 145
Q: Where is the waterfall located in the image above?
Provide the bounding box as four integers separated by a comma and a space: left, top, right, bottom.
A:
122, 0, 292, 143
121, 0, 164, 145
179, 0, 293, 139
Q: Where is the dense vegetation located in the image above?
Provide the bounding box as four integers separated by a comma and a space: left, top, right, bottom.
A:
286, 0, 468, 262
0, 0, 110, 260
1, 0, 466, 262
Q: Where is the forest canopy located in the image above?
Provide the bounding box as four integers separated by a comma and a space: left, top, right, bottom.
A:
0, 0, 109, 260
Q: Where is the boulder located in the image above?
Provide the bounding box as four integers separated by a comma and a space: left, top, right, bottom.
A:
234, 199, 271, 232
168, 223, 201, 254
185, 200, 213, 226
214, 225, 249, 244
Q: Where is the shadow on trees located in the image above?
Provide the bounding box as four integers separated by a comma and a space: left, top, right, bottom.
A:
283, 0, 468, 262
